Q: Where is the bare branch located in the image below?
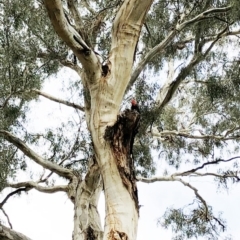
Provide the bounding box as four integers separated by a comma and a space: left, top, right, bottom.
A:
180, 6, 232, 28
156, 54, 201, 111
178, 179, 208, 215
138, 175, 209, 217
169, 29, 240, 53
203, 25, 229, 57
191, 172, 240, 181
155, 25, 226, 112
67, 0, 83, 30
43, 0, 101, 82
31, 89, 85, 112
137, 176, 179, 183
128, 30, 177, 90
81, 0, 95, 14
129, 5, 232, 88
59, 124, 83, 164
151, 129, 240, 141
8, 181, 68, 193
0, 130, 74, 179
0, 223, 33, 240
1, 208, 12, 229
59, 59, 82, 73
173, 156, 240, 177
0, 188, 28, 208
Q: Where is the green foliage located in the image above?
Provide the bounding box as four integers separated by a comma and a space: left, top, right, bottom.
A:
160, 204, 228, 240
134, 140, 156, 178
0, 0, 67, 189
0, 0, 240, 238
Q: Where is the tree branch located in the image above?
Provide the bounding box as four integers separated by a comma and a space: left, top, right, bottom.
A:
37, 51, 82, 74
59, 59, 82, 73
128, 30, 177, 90
8, 181, 68, 194
31, 89, 85, 112
155, 23, 227, 112
1, 208, 12, 229
0, 188, 29, 208
138, 175, 209, 216
151, 129, 240, 141
170, 29, 240, 52
178, 179, 208, 215
108, 0, 154, 106
191, 172, 240, 181
0, 223, 33, 240
129, 5, 232, 89
173, 156, 240, 177
0, 131, 74, 179
137, 176, 180, 183
156, 54, 201, 111
67, 0, 83, 30
81, 0, 95, 15
180, 6, 232, 28
43, 0, 101, 82
138, 175, 208, 213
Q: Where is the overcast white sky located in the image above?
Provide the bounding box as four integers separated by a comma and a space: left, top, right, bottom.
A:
1, 69, 240, 240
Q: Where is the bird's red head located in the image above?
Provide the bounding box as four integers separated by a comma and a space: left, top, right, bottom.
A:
131, 99, 137, 106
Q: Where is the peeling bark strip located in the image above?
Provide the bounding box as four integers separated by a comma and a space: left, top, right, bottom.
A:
104, 109, 140, 211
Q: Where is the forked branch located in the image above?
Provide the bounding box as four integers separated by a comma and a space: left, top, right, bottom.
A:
129, 5, 232, 88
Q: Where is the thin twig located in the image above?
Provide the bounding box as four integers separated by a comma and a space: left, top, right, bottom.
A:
0, 188, 29, 208
173, 156, 240, 177
1, 208, 13, 229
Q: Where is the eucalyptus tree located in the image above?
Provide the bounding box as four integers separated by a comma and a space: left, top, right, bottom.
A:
1, 0, 240, 240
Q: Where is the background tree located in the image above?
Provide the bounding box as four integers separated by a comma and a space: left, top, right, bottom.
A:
1, 0, 240, 239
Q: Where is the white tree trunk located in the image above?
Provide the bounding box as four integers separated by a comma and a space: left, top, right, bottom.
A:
101, 152, 138, 240
43, 1, 154, 239
89, 108, 140, 240
71, 160, 103, 240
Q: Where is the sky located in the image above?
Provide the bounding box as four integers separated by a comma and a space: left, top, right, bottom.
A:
1, 69, 240, 240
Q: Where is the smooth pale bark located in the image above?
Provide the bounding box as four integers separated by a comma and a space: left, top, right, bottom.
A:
72, 160, 103, 240
0, 224, 32, 240
85, 2, 153, 238
44, 0, 154, 239
43, 0, 102, 84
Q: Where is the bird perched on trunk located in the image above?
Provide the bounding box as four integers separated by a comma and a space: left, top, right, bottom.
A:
131, 99, 140, 113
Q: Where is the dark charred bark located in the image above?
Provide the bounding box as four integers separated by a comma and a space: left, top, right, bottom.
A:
104, 109, 140, 212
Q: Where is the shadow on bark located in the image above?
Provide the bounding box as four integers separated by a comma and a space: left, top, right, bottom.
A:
104, 109, 140, 212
